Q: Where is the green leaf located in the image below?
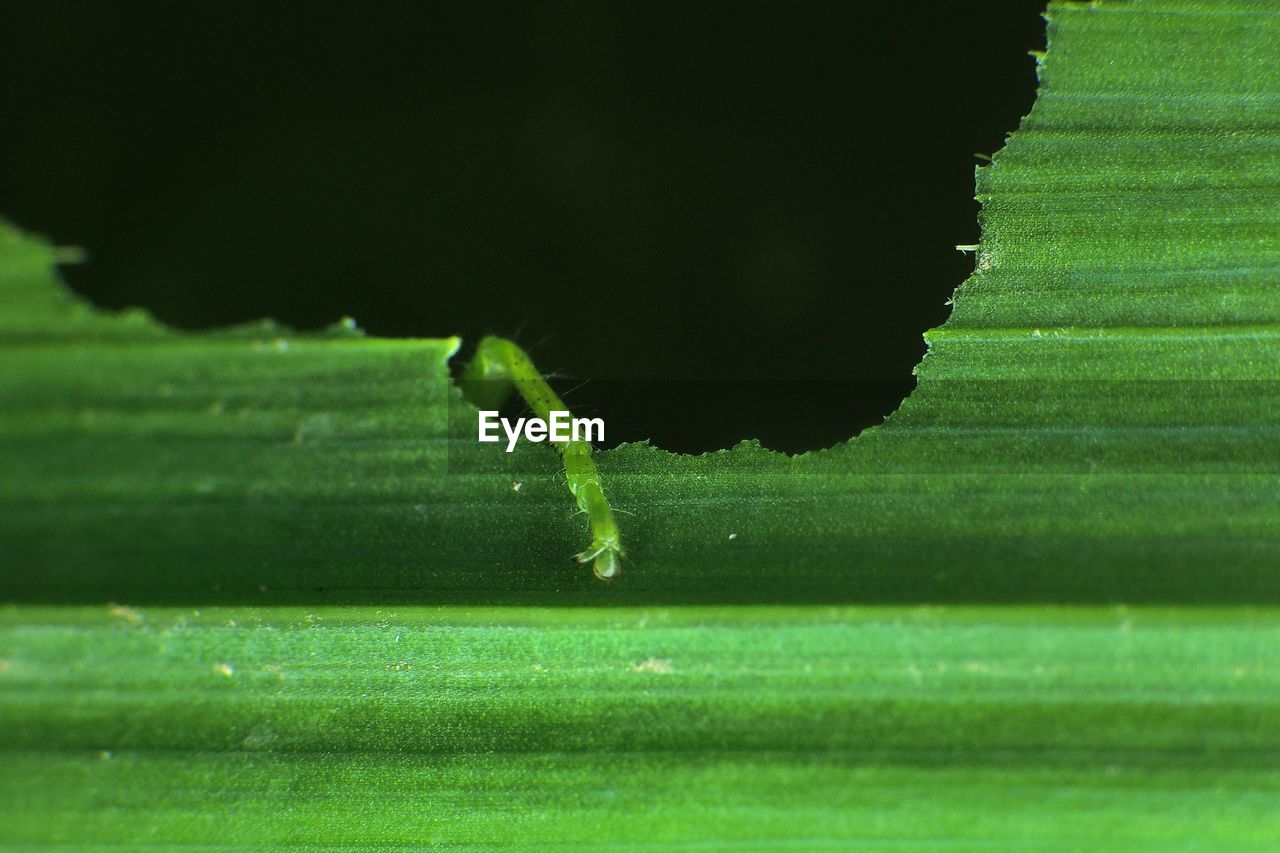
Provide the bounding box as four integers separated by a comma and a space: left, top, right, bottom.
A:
4, 8, 1280, 604
2, 0, 1278, 845
3, 605, 1279, 846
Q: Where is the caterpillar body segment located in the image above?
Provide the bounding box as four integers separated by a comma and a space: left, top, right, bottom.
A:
461, 336, 624, 580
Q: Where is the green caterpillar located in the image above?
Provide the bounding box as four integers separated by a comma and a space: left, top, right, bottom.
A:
460, 336, 623, 580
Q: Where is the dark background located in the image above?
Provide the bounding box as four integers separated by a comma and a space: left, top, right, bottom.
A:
2, 1, 1045, 452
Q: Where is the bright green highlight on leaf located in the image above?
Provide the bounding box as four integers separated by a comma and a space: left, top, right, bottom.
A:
460, 336, 623, 580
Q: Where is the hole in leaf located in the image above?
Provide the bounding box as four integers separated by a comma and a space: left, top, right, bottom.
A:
8, 2, 1044, 453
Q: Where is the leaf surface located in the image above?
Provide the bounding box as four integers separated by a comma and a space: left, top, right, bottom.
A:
1, 0, 1278, 846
